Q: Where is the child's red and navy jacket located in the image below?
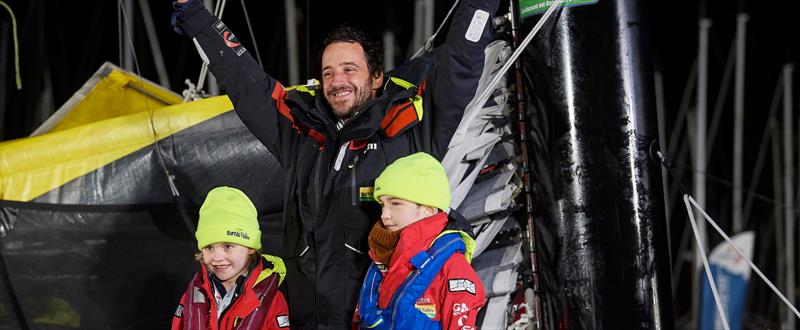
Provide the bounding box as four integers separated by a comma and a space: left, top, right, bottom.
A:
358, 212, 485, 330
172, 254, 290, 330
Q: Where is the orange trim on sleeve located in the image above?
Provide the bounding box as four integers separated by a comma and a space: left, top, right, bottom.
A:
271, 83, 326, 149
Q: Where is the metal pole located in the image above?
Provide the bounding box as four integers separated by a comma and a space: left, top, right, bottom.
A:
655, 70, 673, 267
693, 18, 711, 327
383, 31, 395, 72
772, 114, 786, 325
138, 0, 171, 88
122, 0, 134, 71
743, 75, 784, 222
522, 0, 674, 327
409, 0, 433, 57
202, 0, 218, 95
667, 62, 698, 158
284, 0, 300, 85
706, 40, 735, 160
383, 4, 396, 72
733, 13, 748, 232
423, 0, 434, 44
782, 63, 795, 330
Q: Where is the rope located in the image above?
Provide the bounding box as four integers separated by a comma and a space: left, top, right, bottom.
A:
117, 0, 196, 234
682, 194, 731, 330
239, 0, 263, 68
409, 0, 460, 60
196, 0, 228, 93
471, 0, 563, 111
0, 0, 22, 89
685, 194, 800, 321
663, 153, 800, 217
655, 150, 800, 323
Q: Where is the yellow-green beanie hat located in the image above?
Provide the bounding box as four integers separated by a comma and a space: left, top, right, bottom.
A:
373, 152, 451, 211
195, 186, 261, 251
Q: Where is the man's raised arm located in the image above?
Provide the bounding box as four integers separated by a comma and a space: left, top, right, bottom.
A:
172, 0, 295, 163
428, 0, 500, 153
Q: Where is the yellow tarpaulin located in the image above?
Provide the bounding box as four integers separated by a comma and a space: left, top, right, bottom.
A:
32, 62, 182, 136
0, 62, 233, 201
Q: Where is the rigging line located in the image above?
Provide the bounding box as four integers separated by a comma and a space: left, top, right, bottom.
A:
197, 0, 228, 93
409, 0, 460, 60
0, 8, 27, 328
213, 0, 222, 17
666, 61, 697, 158
472, 0, 564, 112
683, 194, 731, 330
118, 2, 123, 72
743, 74, 784, 223
216, 0, 228, 23
0, 1, 21, 89
666, 156, 800, 217
686, 194, 800, 321
239, 0, 263, 69
117, 0, 195, 234
706, 39, 736, 160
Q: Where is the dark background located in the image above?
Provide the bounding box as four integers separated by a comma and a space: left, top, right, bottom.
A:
1, 0, 798, 327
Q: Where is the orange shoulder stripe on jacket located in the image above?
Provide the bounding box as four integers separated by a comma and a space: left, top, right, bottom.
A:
271, 83, 326, 148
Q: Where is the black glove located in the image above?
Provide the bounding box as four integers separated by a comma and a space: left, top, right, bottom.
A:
170, 0, 194, 35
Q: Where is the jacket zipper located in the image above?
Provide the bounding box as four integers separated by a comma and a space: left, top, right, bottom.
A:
350, 154, 360, 206
240, 275, 277, 329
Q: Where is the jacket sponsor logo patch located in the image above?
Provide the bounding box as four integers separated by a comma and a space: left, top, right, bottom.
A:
457, 314, 475, 329
465, 10, 489, 42
415, 297, 432, 305
174, 304, 184, 318
452, 302, 470, 316
277, 315, 290, 328
359, 187, 374, 201
212, 20, 246, 56
448, 279, 476, 295
414, 303, 437, 319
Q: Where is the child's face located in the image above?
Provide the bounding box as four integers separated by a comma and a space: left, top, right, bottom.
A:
378, 195, 437, 232
201, 242, 254, 289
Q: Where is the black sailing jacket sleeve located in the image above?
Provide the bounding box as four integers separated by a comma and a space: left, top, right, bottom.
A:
427, 0, 500, 155
174, 0, 298, 165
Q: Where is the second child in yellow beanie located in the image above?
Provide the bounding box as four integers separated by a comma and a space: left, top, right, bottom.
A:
356, 153, 486, 329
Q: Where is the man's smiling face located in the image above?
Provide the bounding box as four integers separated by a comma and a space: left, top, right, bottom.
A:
321, 42, 383, 120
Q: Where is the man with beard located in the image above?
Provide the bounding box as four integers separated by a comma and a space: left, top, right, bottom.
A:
172, 0, 499, 328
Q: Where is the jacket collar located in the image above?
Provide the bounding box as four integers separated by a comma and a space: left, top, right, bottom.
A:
375, 212, 448, 308
387, 211, 448, 270
303, 77, 420, 143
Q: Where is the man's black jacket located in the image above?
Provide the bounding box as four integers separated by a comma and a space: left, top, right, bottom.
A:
175, 0, 498, 327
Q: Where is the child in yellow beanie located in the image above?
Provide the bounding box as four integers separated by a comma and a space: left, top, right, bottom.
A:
356, 152, 485, 330
172, 186, 290, 330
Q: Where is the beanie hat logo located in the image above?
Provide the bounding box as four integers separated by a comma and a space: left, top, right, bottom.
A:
226, 229, 251, 241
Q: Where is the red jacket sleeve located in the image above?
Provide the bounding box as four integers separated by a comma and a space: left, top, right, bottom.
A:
437, 254, 486, 330
263, 290, 291, 329
171, 289, 190, 330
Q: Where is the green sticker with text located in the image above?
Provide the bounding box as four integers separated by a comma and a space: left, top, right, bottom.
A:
519, 0, 598, 18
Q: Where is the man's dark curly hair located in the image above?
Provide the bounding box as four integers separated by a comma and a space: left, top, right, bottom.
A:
321, 25, 383, 78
